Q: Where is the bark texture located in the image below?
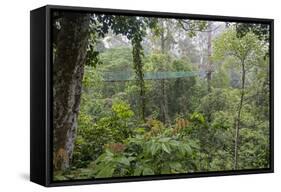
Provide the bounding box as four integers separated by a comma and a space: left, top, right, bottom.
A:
53, 13, 90, 171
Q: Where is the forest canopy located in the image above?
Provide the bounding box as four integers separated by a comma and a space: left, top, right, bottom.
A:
52, 11, 271, 180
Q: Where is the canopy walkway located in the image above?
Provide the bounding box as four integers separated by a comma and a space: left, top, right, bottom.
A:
102, 71, 200, 82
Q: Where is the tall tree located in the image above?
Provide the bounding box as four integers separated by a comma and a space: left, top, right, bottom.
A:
213, 29, 265, 169
132, 33, 146, 121
53, 14, 154, 170
158, 19, 171, 124
53, 12, 91, 170
109, 16, 158, 121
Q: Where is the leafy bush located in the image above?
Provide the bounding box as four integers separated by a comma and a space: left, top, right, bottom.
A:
72, 112, 114, 168
93, 144, 134, 178
72, 101, 135, 168
91, 132, 199, 178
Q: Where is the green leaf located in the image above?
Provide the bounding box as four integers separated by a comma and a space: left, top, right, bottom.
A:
53, 174, 67, 181
160, 167, 170, 174
133, 166, 143, 176
183, 143, 192, 153
150, 142, 160, 156
95, 165, 115, 178
169, 139, 180, 147
116, 156, 130, 166
190, 112, 205, 124
142, 167, 154, 175
178, 146, 186, 156
169, 162, 182, 171
159, 137, 170, 142
162, 143, 171, 154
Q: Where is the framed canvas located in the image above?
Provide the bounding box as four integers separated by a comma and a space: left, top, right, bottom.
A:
30, 5, 274, 187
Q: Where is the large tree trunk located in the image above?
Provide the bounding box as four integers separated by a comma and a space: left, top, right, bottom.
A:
53, 13, 90, 171
233, 59, 246, 170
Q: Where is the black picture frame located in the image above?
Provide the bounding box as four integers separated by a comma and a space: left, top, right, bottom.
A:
30, 4, 274, 187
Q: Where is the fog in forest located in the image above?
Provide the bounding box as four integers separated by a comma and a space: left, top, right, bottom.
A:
52, 12, 270, 180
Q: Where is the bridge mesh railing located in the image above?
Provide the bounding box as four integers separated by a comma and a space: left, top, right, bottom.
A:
102, 71, 199, 82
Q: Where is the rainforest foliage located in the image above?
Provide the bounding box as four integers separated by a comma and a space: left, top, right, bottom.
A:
52, 12, 270, 180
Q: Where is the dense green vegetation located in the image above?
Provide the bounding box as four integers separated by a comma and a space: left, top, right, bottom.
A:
52, 12, 270, 180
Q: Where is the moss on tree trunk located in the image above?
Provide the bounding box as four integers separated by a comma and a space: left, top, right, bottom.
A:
53, 12, 90, 171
